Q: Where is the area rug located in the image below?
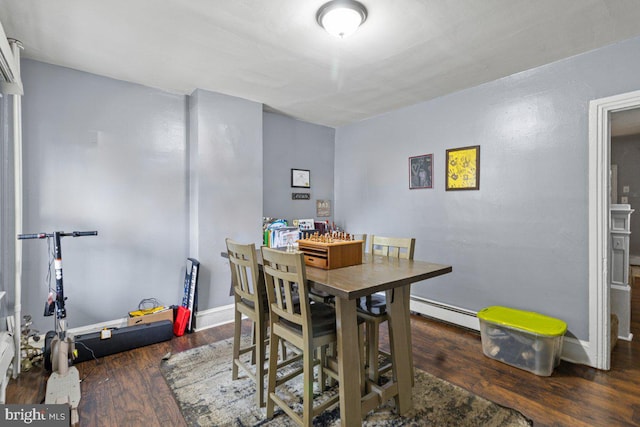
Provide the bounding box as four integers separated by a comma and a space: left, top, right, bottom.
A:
160, 337, 532, 426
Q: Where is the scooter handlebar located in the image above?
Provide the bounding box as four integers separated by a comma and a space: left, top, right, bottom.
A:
17, 231, 98, 239
72, 231, 98, 237
17, 233, 47, 240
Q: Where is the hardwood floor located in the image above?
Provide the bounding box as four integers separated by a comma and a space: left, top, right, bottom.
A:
8, 287, 640, 426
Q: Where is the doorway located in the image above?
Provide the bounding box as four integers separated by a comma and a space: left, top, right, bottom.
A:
611, 111, 640, 264
610, 109, 640, 343
589, 89, 640, 370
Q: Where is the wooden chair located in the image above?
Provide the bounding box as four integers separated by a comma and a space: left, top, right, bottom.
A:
261, 247, 340, 427
226, 238, 270, 408
358, 235, 415, 383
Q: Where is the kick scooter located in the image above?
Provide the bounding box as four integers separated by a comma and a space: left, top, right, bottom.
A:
18, 230, 97, 425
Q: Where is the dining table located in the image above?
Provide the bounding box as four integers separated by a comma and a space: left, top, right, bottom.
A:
302, 253, 452, 424
224, 249, 452, 423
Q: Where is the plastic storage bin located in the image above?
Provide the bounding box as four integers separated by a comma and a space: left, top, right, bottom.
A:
477, 306, 567, 376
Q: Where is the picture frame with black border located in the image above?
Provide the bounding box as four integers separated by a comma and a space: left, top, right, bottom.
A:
291, 168, 310, 188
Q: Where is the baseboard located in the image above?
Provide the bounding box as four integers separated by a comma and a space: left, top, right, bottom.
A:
409, 296, 480, 331
193, 303, 235, 332
618, 332, 633, 341
409, 295, 594, 368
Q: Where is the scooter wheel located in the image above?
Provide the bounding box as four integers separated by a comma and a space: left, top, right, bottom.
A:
43, 331, 56, 372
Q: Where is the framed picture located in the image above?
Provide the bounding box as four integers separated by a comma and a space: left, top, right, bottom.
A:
291, 169, 310, 188
409, 154, 433, 189
316, 200, 331, 217
445, 145, 480, 191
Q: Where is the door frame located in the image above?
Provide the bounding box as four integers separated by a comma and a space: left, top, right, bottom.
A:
588, 89, 640, 370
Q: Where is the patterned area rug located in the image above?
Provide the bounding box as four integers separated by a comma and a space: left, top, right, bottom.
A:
160, 337, 532, 426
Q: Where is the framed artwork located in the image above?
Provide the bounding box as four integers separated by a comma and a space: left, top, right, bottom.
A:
409, 154, 433, 189
291, 169, 310, 188
316, 200, 331, 217
445, 145, 480, 191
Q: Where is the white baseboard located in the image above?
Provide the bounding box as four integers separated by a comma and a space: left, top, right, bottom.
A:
410, 296, 480, 331
618, 332, 633, 341
409, 295, 594, 368
193, 303, 235, 331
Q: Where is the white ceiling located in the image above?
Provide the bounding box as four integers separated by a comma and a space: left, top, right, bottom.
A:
2, 0, 640, 127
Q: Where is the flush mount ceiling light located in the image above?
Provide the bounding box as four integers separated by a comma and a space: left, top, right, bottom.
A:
316, 0, 368, 38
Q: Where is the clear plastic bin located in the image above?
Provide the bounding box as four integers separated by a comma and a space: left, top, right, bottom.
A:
477, 306, 567, 376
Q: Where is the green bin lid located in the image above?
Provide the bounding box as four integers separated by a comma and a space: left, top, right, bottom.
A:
477, 306, 567, 336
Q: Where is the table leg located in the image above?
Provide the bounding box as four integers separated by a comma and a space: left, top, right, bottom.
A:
335, 297, 362, 425
387, 285, 413, 414
403, 284, 415, 386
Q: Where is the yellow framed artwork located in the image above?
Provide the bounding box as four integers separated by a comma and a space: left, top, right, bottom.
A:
445, 145, 480, 191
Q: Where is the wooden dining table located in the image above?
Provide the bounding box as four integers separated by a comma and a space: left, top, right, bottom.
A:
303, 253, 452, 424
224, 249, 452, 423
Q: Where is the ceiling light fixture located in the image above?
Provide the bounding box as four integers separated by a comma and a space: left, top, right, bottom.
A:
316, 0, 368, 38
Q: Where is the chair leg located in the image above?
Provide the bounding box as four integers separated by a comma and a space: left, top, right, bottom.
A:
326, 342, 337, 387
316, 346, 326, 391
303, 345, 315, 427
232, 308, 241, 380
266, 331, 280, 419
366, 319, 380, 383
359, 322, 366, 394
255, 317, 267, 408
250, 321, 257, 365
280, 338, 287, 361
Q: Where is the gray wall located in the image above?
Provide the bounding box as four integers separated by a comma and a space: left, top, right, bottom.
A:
14, 64, 265, 332
612, 134, 640, 255
263, 112, 335, 224
334, 35, 640, 341
20, 60, 188, 332
189, 89, 263, 310
13, 34, 640, 341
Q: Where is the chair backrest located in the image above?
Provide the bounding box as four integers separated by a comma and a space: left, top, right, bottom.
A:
226, 238, 263, 310
260, 247, 311, 334
369, 235, 415, 260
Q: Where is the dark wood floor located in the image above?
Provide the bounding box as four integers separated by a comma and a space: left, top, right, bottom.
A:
8, 278, 640, 426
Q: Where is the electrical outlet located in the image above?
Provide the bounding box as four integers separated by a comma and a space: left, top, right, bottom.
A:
623, 185, 630, 193
621, 196, 629, 204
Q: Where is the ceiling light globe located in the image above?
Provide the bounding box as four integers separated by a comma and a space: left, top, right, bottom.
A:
317, 0, 367, 38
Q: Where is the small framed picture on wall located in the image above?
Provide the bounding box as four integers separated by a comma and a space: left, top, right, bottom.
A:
291, 169, 310, 188
409, 154, 433, 189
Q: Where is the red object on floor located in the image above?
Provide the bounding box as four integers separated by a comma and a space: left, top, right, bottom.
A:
174, 306, 190, 337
